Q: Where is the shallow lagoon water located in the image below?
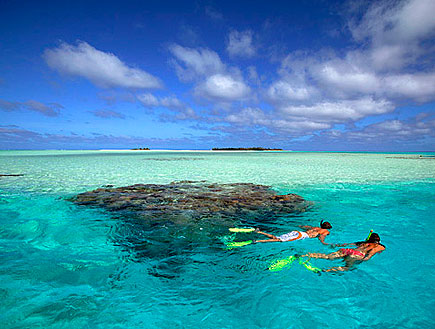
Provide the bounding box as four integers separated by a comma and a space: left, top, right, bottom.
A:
0, 150, 434, 328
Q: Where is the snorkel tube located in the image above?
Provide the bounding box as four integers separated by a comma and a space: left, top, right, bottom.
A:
365, 230, 373, 241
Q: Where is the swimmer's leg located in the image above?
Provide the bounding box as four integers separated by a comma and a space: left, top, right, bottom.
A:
254, 238, 281, 243
253, 230, 280, 243
255, 230, 278, 239
303, 251, 343, 260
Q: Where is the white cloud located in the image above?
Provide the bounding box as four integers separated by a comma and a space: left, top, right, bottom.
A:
267, 80, 312, 102
137, 93, 183, 109
137, 93, 197, 121
315, 62, 380, 96
226, 107, 266, 124
272, 119, 330, 131
351, 0, 435, 44
227, 30, 256, 58
44, 41, 162, 89
224, 107, 330, 133
169, 44, 253, 104
173, 107, 198, 120
279, 98, 394, 122
383, 73, 435, 102
195, 74, 251, 102
346, 116, 435, 141
137, 93, 160, 107
160, 96, 184, 109
162, 1, 435, 140
169, 44, 225, 81
350, 0, 435, 70
247, 66, 260, 84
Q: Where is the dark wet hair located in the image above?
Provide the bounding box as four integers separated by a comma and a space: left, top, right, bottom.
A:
367, 232, 380, 243
320, 220, 332, 229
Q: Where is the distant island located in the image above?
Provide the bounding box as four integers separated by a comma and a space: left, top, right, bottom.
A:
212, 147, 283, 151
131, 148, 150, 150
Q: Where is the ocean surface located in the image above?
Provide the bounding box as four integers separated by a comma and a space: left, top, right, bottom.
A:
0, 150, 434, 328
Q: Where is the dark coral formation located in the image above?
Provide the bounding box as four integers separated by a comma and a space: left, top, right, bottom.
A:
72, 181, 307, 220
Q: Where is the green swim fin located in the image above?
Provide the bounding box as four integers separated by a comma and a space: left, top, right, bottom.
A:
299, 258, 322, 274
225, 240, 253, 249
229, 227, 255, 233
268, 255, 298, 272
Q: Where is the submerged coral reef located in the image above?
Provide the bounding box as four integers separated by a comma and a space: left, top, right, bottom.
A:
72, 181, 308, 220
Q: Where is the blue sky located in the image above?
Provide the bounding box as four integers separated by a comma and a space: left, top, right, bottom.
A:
1, 0, 434, 151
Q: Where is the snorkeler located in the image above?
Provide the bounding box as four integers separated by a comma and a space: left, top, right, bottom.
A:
302, 232, 386, 272
253, 220, 332, 245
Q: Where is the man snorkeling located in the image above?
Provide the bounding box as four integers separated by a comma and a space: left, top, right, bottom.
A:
253, 220, 332, 245
302, 232, 385, 272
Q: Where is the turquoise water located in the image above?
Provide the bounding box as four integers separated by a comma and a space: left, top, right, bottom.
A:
1, 150, 434, 328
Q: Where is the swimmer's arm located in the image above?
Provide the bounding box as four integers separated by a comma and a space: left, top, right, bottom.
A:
298, 225, 313, 229
363, 247, 385, 261
362, 249, 380, 261
318, 234, 329, 245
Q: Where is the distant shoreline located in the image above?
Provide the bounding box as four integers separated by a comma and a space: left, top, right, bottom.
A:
1, 149, 434, 154
211, 147, 283, 151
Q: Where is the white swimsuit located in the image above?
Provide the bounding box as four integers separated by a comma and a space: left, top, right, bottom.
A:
277, 231, 310, 242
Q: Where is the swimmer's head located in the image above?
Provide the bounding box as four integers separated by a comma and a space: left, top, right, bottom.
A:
367, 233, 380, 243
320, 220, 332, 229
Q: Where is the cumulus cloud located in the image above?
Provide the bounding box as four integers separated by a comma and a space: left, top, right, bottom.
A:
351, 0, 435, 45
265, 0, 435, 129
345, 116, 435, 142
227, 30, 256, 58
137, 93, 160, 107
225, 107, 267, 124
169, 44, 225, 81
267, 80, 312, 102
349, 0, 435, 70
224, 107, 330, 133
383, 72, 435, 102
137, 93, 198, 120
0, 99, 62, 117
44, 41, 162, 89
170, 1, 434, 142
279, 98, 394, 122
169, 44, 253, 104
195, 74, 251, 102
137, 93, 184, 109
314, 61, 380, 97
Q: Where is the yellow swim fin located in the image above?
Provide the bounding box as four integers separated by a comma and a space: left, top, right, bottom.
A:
229, 227, 255, 233
225, 240, 253, 249
268, 255, 298, 272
